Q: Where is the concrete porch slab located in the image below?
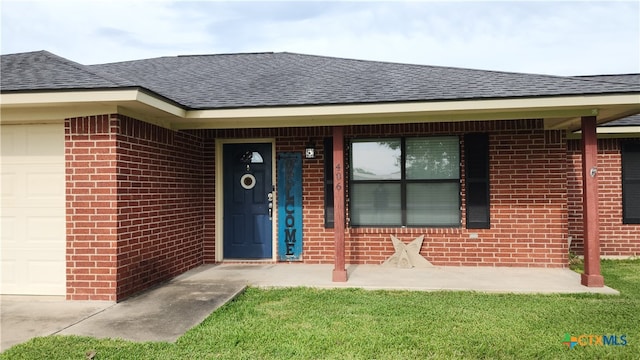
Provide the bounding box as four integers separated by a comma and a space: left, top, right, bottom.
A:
192, 263, 619, 295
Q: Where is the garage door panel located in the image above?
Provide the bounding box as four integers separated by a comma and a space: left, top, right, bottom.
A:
1, 259, 17, 283
27, 216, 66, 245
1, 124, 63, 154
1, 214, 16, 237
2, 259, 64, 295
27, 125, 64, 155
1, 123, 65, 296
1, 171, 16, 199
5, 207, 64, 219
2, 221, 64, 259
2, 124, 63, 158
2, 174, 64, 208
28, 260, 66, 284
27, 169, 65, 199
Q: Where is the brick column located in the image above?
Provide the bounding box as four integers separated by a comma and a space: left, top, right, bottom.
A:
332, 126, 347, 281
65, 115, 119, 301
580, 116, 604, 287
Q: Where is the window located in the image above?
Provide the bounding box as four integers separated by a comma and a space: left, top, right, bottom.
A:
622, 142, 640, 224
350, 137, 461, 227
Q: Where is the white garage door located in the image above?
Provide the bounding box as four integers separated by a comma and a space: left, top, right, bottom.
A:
1, 123, 66, 295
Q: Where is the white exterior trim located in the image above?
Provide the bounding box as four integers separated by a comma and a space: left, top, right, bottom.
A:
2, 90, 639, 131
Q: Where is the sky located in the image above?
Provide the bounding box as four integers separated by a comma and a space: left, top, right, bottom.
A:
1, 0, 639, 76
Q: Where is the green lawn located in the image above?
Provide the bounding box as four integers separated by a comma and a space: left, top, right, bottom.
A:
2, 259, 639, 359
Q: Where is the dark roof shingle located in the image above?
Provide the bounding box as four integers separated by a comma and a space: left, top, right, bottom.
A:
576, 74, 640, 86
576, 74, 640, 127
0, 50, 135, 91
89, 52, 640, 109
2, 51, 639, 112
600, 113, 640, 127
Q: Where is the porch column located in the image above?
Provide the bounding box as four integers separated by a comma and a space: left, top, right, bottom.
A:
332, 126, 348, 282
580, 116, 604, 287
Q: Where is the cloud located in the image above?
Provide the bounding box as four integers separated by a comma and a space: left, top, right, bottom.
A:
1, 0, 638, 75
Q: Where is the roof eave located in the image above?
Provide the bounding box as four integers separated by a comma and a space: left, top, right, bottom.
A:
0, 88, 186, 128
1, 89, 639, 131
179, 93, 640, 130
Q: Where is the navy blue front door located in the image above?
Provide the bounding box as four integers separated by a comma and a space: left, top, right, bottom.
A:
223, 143, 273, 259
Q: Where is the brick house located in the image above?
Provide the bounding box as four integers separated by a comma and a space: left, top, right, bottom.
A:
1, 51, 639, 301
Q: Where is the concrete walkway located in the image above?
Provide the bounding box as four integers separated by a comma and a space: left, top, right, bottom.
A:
1, 264, 618, 352
0, 296, 113, 352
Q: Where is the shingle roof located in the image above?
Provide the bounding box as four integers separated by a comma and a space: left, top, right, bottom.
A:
599, 113, 640, 127
89, 52, 640, 109
575, 74, 640, 127
0, 50, 134, 91
2, 51, 639, 112
576, 74, 640, 86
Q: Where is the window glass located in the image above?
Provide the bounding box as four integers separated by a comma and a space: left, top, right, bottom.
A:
406, 137, 459, 180
251, 151, 264, 163
350, 183, 401, 226
350, 136, 461, 227
406, 183, 460, 226
622, 142, 640, 224
351, 140, 401, 180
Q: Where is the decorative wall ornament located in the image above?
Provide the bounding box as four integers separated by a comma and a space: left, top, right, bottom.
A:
240, 174, 256, 190
382, 235, 433, 268
278, 153, 303, 261
239, 150, 264, 172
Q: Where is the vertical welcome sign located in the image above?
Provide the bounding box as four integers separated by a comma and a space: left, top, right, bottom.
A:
277, 153, 303, 261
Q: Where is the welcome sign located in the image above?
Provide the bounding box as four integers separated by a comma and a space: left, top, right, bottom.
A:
277, 153, 303, 261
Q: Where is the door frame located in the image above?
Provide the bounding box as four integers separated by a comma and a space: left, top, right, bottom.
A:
215, 138, 277, 262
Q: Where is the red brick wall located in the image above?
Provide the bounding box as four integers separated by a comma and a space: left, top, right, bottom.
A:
115, 116, 205, 299
65, 115, 119, 301
343, 121, 567, 267
66, 116, 571, 300
211, 119, 569, 268
567, 139, 640, 257
66, 114, 206, 301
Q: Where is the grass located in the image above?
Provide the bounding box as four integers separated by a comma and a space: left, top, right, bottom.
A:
2, 259, 639, 359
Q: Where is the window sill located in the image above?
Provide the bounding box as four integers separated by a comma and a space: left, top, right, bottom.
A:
348, 227, 463, 235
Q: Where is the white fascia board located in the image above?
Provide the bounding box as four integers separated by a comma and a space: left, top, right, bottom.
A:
2, 91, 638, 130
0, 105, 119, 123
0, 90, 186, 126
1, 89, 186, 118
185, 94, 638, 119
134, 91, 186, 117
567, 126, 640, 139
597, 126, 640, 134
0, 89, 140, 105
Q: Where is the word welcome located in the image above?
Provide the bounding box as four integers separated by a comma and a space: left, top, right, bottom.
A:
277, 153, 303, 261
284, 159, 296, 256
563, 333, 628, 349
